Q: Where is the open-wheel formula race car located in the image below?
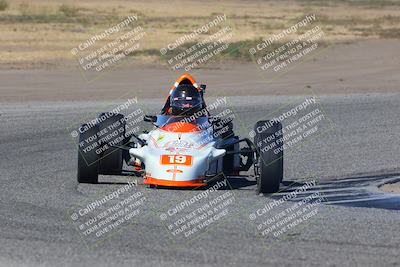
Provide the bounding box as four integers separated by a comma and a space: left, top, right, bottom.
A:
77, 74, 283, 194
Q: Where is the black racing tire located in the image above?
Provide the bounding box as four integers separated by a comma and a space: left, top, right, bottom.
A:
77, 124, 100, 183
254, 120, 283, 193
97, 113, 125, 175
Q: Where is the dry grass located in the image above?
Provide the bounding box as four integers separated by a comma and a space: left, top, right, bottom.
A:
0, 0, 400, 68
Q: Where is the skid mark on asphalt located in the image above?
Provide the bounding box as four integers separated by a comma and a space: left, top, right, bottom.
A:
274, 176, 400, 210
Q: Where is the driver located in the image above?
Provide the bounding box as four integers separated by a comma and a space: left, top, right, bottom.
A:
168, 84, 204, 116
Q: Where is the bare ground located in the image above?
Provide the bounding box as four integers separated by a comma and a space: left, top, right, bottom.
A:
0, 39, 399, 102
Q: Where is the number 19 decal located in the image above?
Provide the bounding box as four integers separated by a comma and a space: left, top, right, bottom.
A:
161, 155, 193, 166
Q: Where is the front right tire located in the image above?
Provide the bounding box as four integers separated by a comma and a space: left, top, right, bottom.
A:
97, 113, 125, 175
77, 123, 100, 183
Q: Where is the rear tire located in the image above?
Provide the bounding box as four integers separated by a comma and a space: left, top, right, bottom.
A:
98, 113, 125, 175
77, 124, 100, 183
254, 120, 283, 193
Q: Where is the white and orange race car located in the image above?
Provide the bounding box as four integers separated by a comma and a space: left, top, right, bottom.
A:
77, 74, 283, 193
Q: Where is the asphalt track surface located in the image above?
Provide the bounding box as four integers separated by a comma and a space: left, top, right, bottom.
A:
1, 93, 400, 267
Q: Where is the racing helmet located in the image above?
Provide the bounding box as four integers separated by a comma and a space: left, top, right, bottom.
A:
170, 85, 203, 115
